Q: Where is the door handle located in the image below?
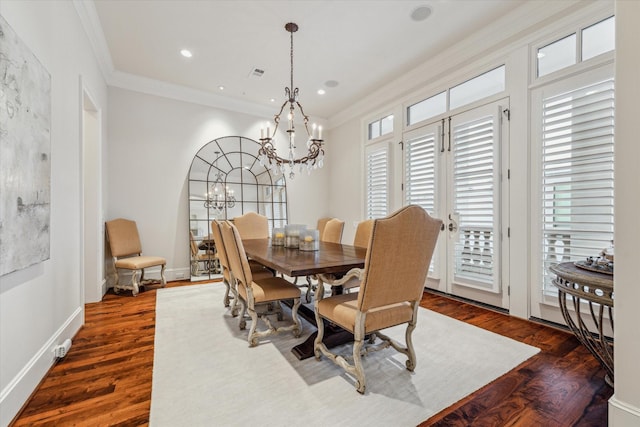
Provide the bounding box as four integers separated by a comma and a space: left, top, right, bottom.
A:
448, 213, 458, 232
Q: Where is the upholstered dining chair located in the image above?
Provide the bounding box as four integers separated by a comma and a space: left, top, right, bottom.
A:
189, 231, 216, 277
341, 219, 375, 293
316, 217, 333, 241
220, 220, 302, 347
105, 218, 166, 296
232, 211, 274, 273
233, 211, 269, 239
321, 218, 345, 244
211, 220, 273, 312
313, 205, 442, 393
298, 218, 345, 301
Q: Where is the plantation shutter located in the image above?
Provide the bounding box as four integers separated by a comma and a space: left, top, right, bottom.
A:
366, 143, 389, 219
405, 130, 436, 214
451, 113, 500, 291
541, 79, 615, 293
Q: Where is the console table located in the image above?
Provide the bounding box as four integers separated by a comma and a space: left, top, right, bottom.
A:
549, 262, 614, 386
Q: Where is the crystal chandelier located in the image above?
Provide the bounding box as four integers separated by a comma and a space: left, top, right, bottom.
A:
204, 151, 235, 214
259, 22, 324, 179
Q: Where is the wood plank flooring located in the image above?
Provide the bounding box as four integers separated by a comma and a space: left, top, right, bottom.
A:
11, 280, 612, 426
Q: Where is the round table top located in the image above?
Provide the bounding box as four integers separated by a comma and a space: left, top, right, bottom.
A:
549, 262, 613, 291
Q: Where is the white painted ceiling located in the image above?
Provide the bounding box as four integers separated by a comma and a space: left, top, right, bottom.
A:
92, 0, 532, 120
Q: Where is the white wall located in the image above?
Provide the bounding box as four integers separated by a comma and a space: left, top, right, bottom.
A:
0, 1, 108, 425
609, 1, 640, 424
107, 87, 329, 281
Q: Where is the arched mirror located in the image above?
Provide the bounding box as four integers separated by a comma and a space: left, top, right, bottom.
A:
188, 136, 288, 281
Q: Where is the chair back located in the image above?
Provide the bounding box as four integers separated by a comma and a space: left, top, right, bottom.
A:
211, 220, 231, 282
322, 218, 345, 244
233, 212, 269, 240
189, 231, 199, 257
357, 206, 441, 312
316, 217, 333, 239
105, 218, 143, 257
353, 219, 374, 249
220, 221, 253, 290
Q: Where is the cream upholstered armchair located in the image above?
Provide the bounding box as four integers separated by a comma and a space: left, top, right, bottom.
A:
105, 218, 166, 296
211, 220, 273, 313
313, 205, 442, 393
220, 220, 302, 346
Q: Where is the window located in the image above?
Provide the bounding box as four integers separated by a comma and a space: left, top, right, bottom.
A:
368, 114, 394, 140
536, 16, 614, 78
450, 66, 505, 111
407, 92, 446, 126
365, 142, 389, 219
537, 34, 577, 77
540, 78, 615, 294
582, 16, 615, 61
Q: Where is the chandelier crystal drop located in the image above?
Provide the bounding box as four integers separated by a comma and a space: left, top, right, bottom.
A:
204, 151, 236, 215
259, 22, 324, 179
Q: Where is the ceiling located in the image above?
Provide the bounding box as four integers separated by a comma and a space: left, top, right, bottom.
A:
91, 0, 536, 121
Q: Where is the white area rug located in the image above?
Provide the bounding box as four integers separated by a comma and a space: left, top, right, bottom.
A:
150, 283, 539, 426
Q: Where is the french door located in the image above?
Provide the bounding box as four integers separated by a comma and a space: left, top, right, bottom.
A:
403, 99, 510, 309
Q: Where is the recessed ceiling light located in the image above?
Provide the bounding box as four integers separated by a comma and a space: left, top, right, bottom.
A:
411, 5, 432, 22
180, 49, 193, 58
270, 98, 276, 103
317, 89, 326, 95
218, 85, 224, 91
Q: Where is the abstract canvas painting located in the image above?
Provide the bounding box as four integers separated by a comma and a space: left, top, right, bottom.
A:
0, 14, 51, 276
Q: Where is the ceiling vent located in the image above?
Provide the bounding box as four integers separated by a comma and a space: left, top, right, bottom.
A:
248, 67, 265, 79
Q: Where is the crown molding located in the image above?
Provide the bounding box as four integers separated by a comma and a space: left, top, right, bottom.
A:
109, 70, 275, 119
72, 0, 114, 82
327, 0, 603, 129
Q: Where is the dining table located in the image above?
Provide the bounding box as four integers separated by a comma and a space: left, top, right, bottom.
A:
242, 238, 367, 359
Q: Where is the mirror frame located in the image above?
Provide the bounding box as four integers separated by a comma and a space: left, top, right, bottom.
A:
188, 136, 288, 281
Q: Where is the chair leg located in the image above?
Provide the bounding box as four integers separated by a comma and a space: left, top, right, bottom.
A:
159, 264, 166, 288
247, 307, 260, 347
290, 297, 302, 337
404, 318, 417, 371
223, 278, 231, 307
112, 268, 121, 293
238, 298, 248, 330
352, 335, 366, 394
230, 281, 240, 317
130, 269, 140, 296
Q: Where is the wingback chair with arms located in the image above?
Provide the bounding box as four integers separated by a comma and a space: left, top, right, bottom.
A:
211, 220, 274, 313
313, 205, 442, 393
105, 218, 166, 296
220, 221, 302, 347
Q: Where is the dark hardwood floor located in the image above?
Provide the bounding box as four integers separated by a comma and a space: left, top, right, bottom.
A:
11, 280, 612, 426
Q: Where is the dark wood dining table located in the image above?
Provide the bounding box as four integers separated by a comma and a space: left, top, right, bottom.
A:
242, 238, 367, 359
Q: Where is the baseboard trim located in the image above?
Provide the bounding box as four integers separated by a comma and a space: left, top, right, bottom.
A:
609, 395, 640, 426
0, 306, 84, 426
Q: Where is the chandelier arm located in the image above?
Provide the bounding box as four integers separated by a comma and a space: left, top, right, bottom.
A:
258, 22, 325, 178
